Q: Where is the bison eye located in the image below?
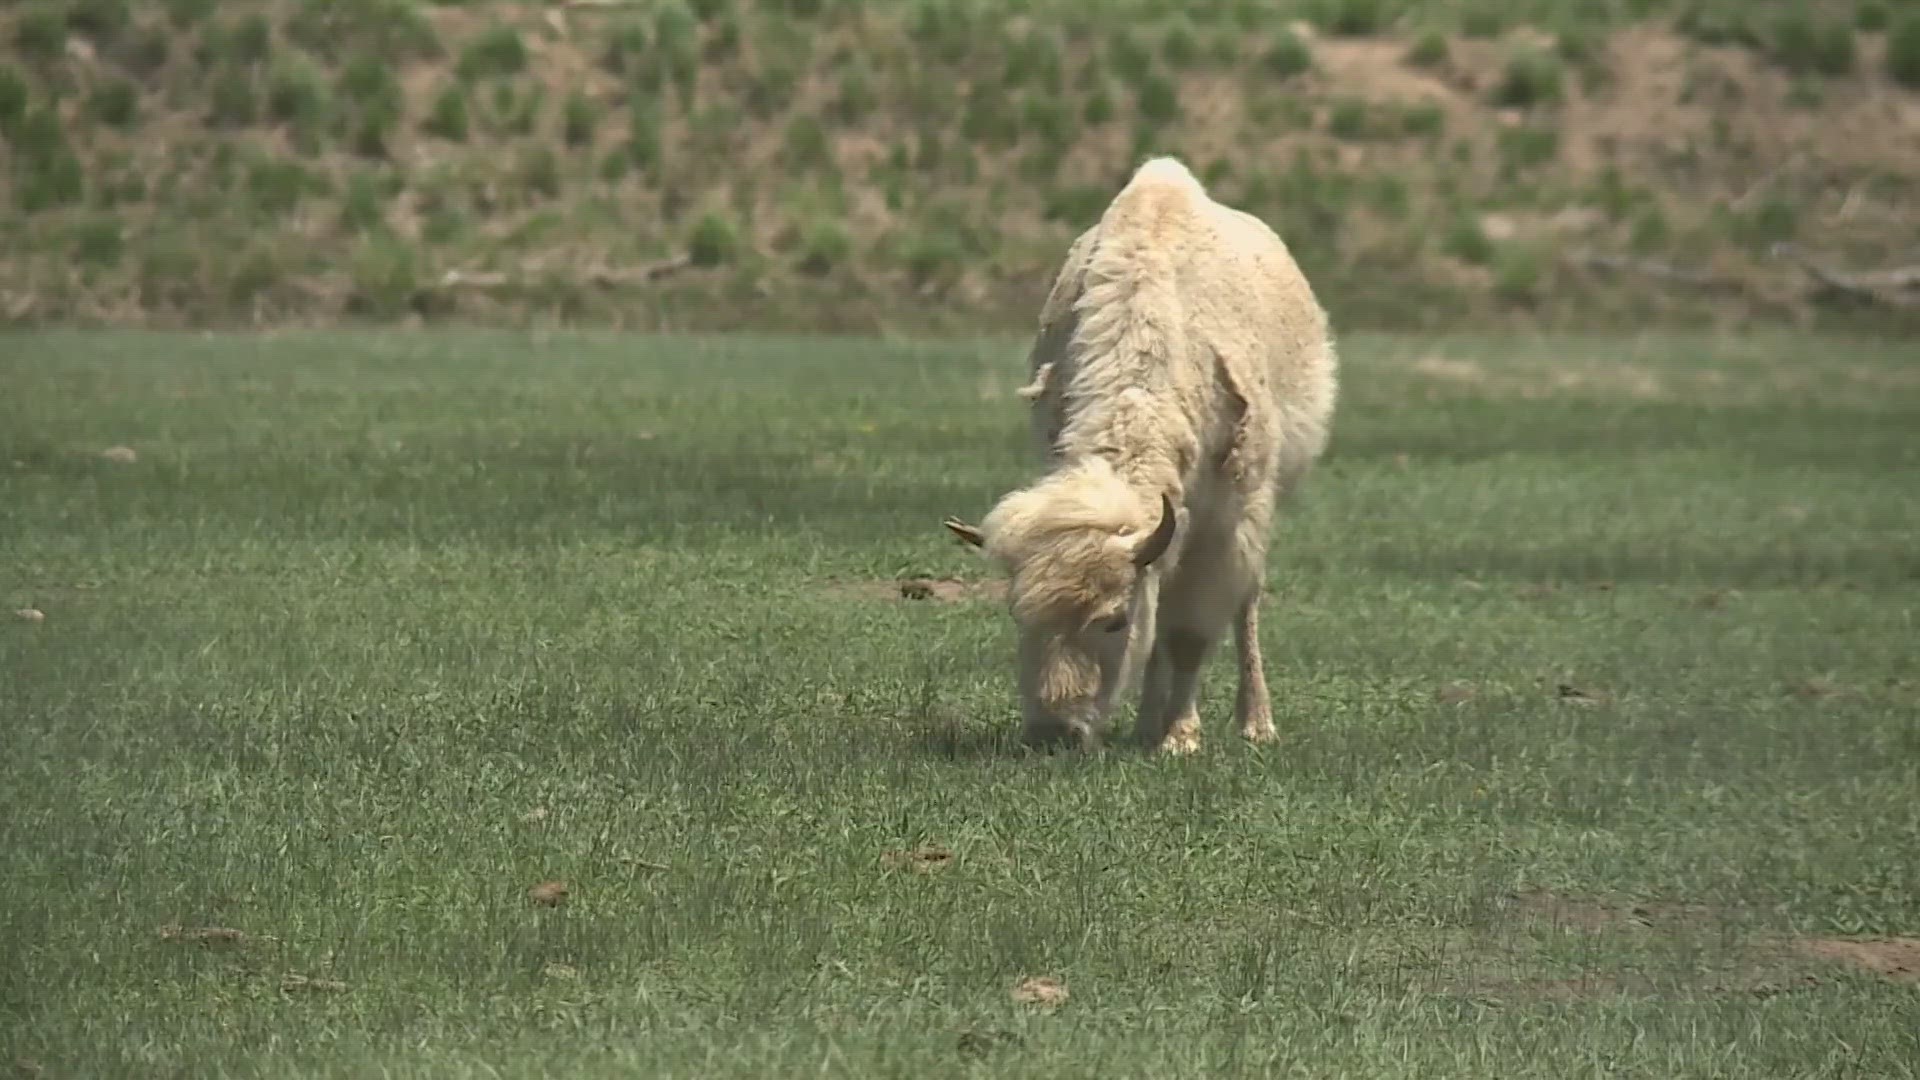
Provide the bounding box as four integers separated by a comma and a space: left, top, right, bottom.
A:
1099, 613, 1129, 633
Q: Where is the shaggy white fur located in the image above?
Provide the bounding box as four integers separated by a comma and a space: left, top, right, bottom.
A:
946, 156, 1338, 752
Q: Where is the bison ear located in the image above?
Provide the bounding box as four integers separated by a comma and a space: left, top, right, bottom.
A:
943, 516, 987, 549
1132, 493, 1178, 567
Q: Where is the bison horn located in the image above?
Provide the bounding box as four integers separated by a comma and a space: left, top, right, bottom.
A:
943, 516, 986, 548
1133, 493, 1178, 567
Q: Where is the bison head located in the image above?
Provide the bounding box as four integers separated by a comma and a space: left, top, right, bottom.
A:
942, 460, 1177, 747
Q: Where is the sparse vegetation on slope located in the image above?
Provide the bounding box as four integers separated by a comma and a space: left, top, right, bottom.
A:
1, 0, 1916, 331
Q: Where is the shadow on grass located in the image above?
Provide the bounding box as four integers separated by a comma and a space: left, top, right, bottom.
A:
908, 719, 1023, 761
34, 433, 1015, 546
907, 715, 1200, 761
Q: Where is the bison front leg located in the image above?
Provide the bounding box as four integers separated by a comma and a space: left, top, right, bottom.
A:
1136, 627, 1215, 754
1134, 639, 1174, 750
1233, 591, 1276, 743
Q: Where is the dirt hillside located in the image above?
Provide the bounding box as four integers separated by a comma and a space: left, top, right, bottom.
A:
3, 0, 1917, 331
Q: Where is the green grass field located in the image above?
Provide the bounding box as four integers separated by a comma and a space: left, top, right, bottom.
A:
3, 329, 1918, 1077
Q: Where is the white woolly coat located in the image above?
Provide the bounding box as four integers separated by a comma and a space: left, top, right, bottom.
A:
1008, 156, 1336, 582
961, 156, 1338, 746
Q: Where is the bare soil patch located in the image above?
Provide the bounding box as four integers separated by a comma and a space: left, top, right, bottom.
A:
1496, 888, 1718, 932
1792, 937, 1920, 983
1011, 975, 1068, 1009
1552, 683, 1614, 707
1450, 973, 1637, 1003
881, 844, 955, 874
157, 924, 278, 949
1409, 355, 1489, 384
1469, 891, 1920, 999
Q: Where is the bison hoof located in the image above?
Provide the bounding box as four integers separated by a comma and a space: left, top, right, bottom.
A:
1159, 719, 1202, 755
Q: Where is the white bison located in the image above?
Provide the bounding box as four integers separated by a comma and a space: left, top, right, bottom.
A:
943, 156, 1338, 753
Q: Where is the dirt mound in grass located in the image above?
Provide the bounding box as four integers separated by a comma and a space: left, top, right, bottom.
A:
1792, 937, 1920, 983
1496, 887, 1719, 932
832, 577, 1006, 605
1455, 891, 1920, 1001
